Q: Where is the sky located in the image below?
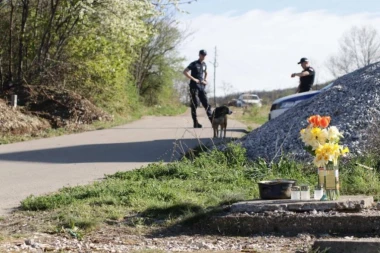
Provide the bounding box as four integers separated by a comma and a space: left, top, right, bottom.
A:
176, 0, 380, 96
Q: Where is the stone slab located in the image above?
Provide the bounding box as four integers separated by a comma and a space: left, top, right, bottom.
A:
197, 212, 380, 236
230, 195, 374, 213
313, 239, 380, 253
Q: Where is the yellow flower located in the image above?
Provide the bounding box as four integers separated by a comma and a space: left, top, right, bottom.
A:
341, 147, 349, 154
301, 127, 326, 150
314, 152, 329, 167
313, 143, 343, 167
311, 127, 321, 138
302, 115, 349, 167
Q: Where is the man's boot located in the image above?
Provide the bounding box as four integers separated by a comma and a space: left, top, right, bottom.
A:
194, 121, 202, 128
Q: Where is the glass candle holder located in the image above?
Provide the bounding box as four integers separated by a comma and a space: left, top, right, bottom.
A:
300, 185, 310, 200
314, 186, 324, 200
291, 186, 301, 200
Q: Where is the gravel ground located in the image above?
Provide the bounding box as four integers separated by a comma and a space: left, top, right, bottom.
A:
0, 232, 314, 253
0, 211, 314, 253
2, 209, 380, 252
239, 62, 380, 162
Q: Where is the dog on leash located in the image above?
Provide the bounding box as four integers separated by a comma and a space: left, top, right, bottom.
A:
212, 105, 233, 138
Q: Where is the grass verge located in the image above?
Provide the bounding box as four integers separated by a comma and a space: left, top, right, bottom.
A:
21, 144, 314, 231
142, 104, 187, 117
230, 105, 270, 128
18, 143, 380, 236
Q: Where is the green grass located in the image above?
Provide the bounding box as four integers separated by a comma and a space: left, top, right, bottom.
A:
18, 143, 380, 235
20, 144, 317, 232
233, 105, 270, 126
143, 104, 187, 116
0, 128, 66, 145
340, 156, 380, 200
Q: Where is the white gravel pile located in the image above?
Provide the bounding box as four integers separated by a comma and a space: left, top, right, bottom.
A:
240, 62, 380, 161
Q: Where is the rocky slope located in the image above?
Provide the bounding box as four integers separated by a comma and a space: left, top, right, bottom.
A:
240, 62, 380, 162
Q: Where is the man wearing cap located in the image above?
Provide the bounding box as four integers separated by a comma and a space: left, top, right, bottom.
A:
291, 57, 316, 93
183, 49, 213, 128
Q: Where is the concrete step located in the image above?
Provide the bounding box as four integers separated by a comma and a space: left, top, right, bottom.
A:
196, 211, 380, 236
313, 239, 380, 253
230, 196, 374, 213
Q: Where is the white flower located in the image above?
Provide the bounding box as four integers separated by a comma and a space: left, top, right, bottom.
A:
327, 126, 343, 143
300, 128, 320, 150
318, 129, 329, 145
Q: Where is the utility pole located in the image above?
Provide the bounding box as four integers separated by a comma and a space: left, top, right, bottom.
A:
209, 46, 218, 107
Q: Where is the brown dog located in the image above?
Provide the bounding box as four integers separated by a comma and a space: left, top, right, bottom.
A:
212, 105, 233, 138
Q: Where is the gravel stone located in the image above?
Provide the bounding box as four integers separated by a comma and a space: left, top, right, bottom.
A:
238, 62, 380, 162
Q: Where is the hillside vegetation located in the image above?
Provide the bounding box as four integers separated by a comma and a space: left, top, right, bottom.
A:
0, 0, 188, 135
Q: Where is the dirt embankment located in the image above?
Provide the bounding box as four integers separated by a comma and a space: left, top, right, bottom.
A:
1, 85, 112, 135
0, 99, 50, 135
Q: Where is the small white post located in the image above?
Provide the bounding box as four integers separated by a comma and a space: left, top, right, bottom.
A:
11, 94, 17, 108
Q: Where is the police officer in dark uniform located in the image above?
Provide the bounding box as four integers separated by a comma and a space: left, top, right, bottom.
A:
291, 57, 316, 93
183, 49, 213, 128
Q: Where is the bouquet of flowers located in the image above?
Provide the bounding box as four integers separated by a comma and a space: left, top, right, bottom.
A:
300, 115, 349, 200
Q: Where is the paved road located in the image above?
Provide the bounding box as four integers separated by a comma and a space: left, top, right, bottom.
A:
0, 109, 247, 216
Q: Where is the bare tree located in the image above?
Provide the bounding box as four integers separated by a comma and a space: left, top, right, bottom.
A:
327, 26, 380, 78
174, 76, 189, 104
8, 0, 15, 85
17, 0, 29, 82
0, 0, 85, 88
219, 81, 233, 97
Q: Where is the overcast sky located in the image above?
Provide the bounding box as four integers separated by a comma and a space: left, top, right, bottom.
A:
177, 0, 380, 95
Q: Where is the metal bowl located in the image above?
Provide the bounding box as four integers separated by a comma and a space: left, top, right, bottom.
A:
258, 179, 297, 200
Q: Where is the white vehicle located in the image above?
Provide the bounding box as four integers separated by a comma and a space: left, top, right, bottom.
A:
238, 94, 262, 107
269, 82, 334, 120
